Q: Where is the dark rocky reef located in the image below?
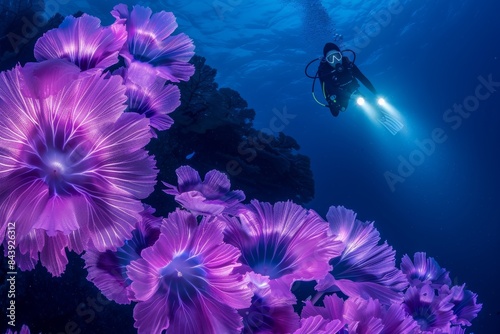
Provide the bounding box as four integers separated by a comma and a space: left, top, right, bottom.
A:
0, 0, 67, 71
146, 56, 315, 216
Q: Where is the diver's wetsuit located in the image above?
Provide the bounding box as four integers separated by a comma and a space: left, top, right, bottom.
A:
317, 57, 377, 117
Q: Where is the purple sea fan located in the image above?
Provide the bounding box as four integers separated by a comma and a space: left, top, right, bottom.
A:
316, 206, 408, 305
118, 65, 180, 134
401, 252, 452, 289
297, 294, 345, 333
239, 272, 300, 334
401, 253, 481, 331
0, 60, 157, 275
448, 284, 482, 326
224, 200, 344, 302
34, 14, 127, 71
127, 209, 252, 334
83, 205, 162, 304
111, 4, 195, 83
403, 283, 456, 333
164, 165, 245, 216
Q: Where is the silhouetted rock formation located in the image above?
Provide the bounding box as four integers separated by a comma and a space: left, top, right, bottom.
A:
0, 0, 66, 71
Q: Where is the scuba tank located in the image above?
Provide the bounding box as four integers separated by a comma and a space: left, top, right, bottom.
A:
304, 49, 357, 107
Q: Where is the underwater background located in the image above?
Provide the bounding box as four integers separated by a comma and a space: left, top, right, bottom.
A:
0, 0, 499, 333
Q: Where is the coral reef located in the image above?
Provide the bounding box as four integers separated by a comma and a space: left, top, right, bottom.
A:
0, 3, 481, 334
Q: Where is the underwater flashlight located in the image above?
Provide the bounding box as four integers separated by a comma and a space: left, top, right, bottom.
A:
356, 96, 365, 106
377, 97, 387, 106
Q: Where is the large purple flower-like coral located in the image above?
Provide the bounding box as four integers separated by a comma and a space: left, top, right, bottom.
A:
401, 252, 482, 333
83, 205, 162, 304
35, 7, 187, 135
224, 200, 344, 302
111, 4, 195, 83
34, 14, 127, 72
164, 165, 246, 216
127, 209, 252, 334
316, 206, 408, 305
0, 60, 157, 275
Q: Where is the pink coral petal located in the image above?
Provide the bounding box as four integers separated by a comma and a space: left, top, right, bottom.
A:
127, 258, 159, 302
133, 292, 171, 334
33, 195, 82, 235
175, 192, 226, 216
168, 297, 244, 334
19, 59, 80, 99
39, 232, 70, 276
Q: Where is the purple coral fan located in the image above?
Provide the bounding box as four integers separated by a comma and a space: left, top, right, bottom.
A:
239, 272, 300, 333
403, 283, 456, 332
401, 252, 452, 288
118, 65, 180, 133
316, 206, 408, 305
34, 14, 127, 71
127, 209, 252, 334
164, 165, 246, 216
83, 205, 162, 304
401, 252, 482, 332
0, 60, 157, 275
224, 200, 344, 302
111, 4, 195, 82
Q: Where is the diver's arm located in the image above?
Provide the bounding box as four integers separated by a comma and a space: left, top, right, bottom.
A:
352, 64, 377, 95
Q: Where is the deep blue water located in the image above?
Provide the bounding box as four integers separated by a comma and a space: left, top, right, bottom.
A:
1, 0, 499, 333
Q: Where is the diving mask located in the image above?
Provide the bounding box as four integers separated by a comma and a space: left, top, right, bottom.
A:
326, 50, 342, 65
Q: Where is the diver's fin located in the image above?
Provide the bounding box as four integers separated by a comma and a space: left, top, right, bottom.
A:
378, 110, 404, 135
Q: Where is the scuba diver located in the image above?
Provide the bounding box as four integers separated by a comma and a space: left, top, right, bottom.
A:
318, 42, 376, 117
305, 42, 404, 134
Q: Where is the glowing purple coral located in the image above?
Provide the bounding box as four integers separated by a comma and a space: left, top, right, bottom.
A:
0, 60, 157, 276
164, 165, 246, 216
448, 284, 482, 326
118, 65, 180, 133
111, 4, 195, 83
403, 283, 456, 333
224, 200, 344, 302
34, 5, 188, 134
401, 252, 452, 288
239, 272, 300, 333
83, 206, 162, 304
316, 206, 408, 305
401, 252, 482, 333
127, 209, 252, 334
34, 14, 127, 71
